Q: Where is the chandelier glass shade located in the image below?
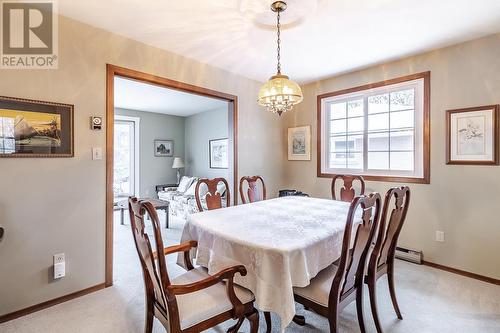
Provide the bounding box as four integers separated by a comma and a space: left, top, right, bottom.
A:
258, 74, 303, 115
258, 1, 303, 116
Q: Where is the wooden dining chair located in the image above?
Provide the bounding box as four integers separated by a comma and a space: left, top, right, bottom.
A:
331, 174, 366, 202
292, 193, 381, 333
128, 197, 258, 333
239, 176, 266, 204
365, 186, 410, 333
195, 177, 230, 212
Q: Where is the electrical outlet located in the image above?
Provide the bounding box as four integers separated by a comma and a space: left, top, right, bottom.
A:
53, 253, 65, 279
435, 231, 445, 242
54, 253, 65, 264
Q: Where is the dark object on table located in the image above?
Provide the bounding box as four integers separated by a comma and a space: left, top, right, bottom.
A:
279, 189, 309, 197
0, 227, 4, 241
116, 198, 170, 228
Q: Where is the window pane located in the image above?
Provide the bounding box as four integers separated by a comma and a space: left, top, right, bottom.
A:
390, 130, 414, 151
4, 138, 15, 153
347, 152, 363, 169
329, 152, 347, 168
347, 99, 363, 117
368, 152, 389, 169
330, 119, 347, 134
2, 117, 15, 137
390, 110, 414, 129
348, 134, 363, 152
390, 89, 414, 111
368, 132, 389, 151
330, 135, 348, 152
390, 152, 414, 170
347, 117, 364, 134
368, 94, 389, 114
330, 102, 346, 119
368, 113, 389, 131
114, 122, 133, 196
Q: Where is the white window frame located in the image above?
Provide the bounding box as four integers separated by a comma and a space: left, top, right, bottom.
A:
115, 115, 140, 197
318, 73, 430, 183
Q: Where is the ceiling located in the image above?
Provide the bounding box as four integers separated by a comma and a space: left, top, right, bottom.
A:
61, 0, 500, 84
114, 77, 228, 116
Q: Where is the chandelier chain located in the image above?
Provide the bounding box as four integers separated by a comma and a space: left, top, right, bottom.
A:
276, 10, 281, 74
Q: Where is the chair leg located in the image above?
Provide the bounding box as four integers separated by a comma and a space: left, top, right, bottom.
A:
144, 300, 154, 333
264, 311, 272, 333
328, 308, 339, 333
368, 276, 384, 333
387, 262, 403, 319
356, 287, 367, 333
293, 315, 306, 326
226, 318, 244, 333
246, 308, 259, 333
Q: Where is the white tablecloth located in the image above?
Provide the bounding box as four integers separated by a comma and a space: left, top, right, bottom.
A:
177, 196, 354, 330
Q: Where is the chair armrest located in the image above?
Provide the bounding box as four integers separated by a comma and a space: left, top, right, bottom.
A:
168, 265, 248, 317
153, 240, 197, 269
164, 240, 198, 255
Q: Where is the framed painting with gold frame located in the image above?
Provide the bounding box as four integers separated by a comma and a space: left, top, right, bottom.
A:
446, 105, 499, 165
0, 96, 74, 157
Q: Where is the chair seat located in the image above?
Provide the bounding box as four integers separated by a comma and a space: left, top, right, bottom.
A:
172, 267, 255, 330
293, 264, 338, 307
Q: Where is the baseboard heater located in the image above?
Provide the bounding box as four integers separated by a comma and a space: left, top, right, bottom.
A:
395, 246, 423, 264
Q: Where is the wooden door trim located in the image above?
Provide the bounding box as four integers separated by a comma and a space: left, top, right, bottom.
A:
105, 64, 238, 286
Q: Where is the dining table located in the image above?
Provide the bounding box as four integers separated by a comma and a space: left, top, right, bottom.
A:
177, 195, 358, 331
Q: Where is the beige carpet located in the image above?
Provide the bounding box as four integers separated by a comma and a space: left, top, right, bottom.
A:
1, 210, 499, 332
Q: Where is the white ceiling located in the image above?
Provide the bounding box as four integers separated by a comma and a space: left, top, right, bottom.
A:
61, 0, 500, 84
114, 77, 228, 116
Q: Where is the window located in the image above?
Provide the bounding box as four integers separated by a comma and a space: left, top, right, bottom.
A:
113, 116, 140, 198
0, 117, 15, 154
318, 72, 430, 183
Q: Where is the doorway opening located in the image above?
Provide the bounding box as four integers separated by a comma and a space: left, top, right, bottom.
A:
105, 65, 238, 286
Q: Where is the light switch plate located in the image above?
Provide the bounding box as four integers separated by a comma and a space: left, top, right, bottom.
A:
92, 147, 103, 160
436, 231, 445, 242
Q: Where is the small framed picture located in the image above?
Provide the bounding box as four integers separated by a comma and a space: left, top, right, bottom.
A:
288, 125, 311, 161
209, 138, 228, 169
446, 105, 499, 165
154, 139, 174, 157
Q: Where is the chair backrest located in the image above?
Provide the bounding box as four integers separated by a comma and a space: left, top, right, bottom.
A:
239, 176, 266, 204
331, 175, 366, 202
369, 187, 410, 271
128, 197, 170, 310
195, 177, 230, 212
330, 193, 381, 305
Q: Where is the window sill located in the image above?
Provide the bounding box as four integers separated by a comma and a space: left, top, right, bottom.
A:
317, 171, 430, 184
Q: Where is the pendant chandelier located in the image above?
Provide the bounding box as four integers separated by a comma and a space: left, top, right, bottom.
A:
258, 1, 303, 116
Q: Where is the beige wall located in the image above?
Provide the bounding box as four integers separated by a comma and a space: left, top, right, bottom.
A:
0, 16, 285, 316
282, 33, 500, 280
185, 108, 229, 179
